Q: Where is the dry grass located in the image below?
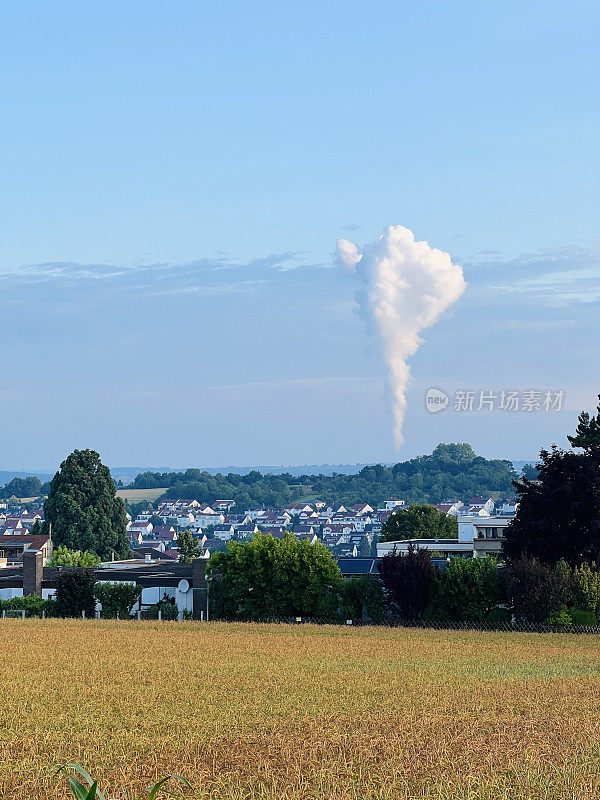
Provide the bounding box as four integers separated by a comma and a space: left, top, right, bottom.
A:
2, 620, 600, 799
115, 487, 167, 503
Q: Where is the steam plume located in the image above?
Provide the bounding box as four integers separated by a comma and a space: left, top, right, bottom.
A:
336, 225, 466, 447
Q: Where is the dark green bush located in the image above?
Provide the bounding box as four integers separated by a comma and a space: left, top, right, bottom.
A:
505, 557, 572, 623
143, 593, 178, 620
54, 568, 97, 618
95, 582, 142, 619
430, 557, 503, 622
338, 575, 386, 623
569, 606, 598, 626
485, 606, 512, 625
0, 595, 53, 617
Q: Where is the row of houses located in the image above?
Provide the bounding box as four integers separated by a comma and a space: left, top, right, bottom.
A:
127, 495, 518, 560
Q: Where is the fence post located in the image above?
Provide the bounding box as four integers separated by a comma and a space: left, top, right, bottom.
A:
158, 609, 162, 622
2, 610, 5, 619
137, 610, 141, 621
116, 612, 119, 620
82, 610, 85, 620
21, 610, 26, 620
42, 610, 45, 620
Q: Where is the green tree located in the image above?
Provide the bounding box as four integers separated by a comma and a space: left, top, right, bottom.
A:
54, 568, 97, 618
572, 562, 600, 617
379, 504, 458, 542
209, 533, 342, 619
338, 575, 386, 622
0, 476, 44, 499
504, 557, 572, 623
31, 519, 42, 536
43, 449, 131, 561
568, 394, 600, 450
521, 464, 539, 481
176, 529, 203, 563
95, 582, 142, 618
48, 545, 101, 568
130, 443, 516, 508
431, 557, 502, 622
503, 446, 600, 566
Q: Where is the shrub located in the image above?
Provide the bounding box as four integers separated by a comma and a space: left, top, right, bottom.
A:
504, 557, 572, 623
547, 606, 572, 628
144, 593, 178, 620
572, 562, 600, 616
95, 582, 142, 619
569, 606, 598, 626
338, 575, 386, 623
431, 557, 502, 622
0, 595, 52, 617
209, 533, 342, 620
48, 545, 101, 568
485, 606, 512, 625
54, 569, 97, 618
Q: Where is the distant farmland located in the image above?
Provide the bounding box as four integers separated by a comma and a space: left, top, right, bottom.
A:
3, 620, 600, 799
115, 487, 167, 503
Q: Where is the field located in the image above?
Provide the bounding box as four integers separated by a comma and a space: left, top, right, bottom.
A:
2, 621, 600, 800
115, 487, 167, 503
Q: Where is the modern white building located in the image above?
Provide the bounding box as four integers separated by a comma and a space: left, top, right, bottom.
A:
377, 514, 513, 560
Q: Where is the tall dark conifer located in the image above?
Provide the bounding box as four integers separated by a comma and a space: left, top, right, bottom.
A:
568, 394, 600, 450
43, 449, 131, 561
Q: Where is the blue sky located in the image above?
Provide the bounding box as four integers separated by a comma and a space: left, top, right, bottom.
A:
1, 1, 599, 470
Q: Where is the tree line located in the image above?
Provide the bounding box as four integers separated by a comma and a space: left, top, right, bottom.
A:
22, 394, 600, 630
128, 442, 517, 508
0, 475, 51, 499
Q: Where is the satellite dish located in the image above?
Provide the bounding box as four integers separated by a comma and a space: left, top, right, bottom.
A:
177, 579, 190, 593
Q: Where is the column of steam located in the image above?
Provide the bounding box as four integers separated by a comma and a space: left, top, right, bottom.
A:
336, 225, 466, 447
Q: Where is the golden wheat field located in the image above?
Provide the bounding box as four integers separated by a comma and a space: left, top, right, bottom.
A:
2, 620, 600, 800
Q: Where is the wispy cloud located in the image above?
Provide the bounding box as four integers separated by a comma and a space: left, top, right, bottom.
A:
464, 241, 600, 306
0, 251, 303, 283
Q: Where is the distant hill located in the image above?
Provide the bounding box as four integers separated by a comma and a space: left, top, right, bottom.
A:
111, 463, 389, 484
125, 443, 518, 510
0, 470, 53, 485
0, 446, 525, 507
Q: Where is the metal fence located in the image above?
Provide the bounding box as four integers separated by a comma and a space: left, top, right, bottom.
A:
207, 615, 600, 634
3, 610, 600, 634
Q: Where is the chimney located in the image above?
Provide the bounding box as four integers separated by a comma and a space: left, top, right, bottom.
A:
23, 549, 43, 598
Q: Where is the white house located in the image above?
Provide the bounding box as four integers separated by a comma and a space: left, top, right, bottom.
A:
351, 503, 375, 515
213, 500, 235, 512
213, 525, 235, 541
459, 514, 512, 557
127, 522, 153, 536
175, 513, 195, 529
384, 499, 406, 511
499, 498, 519, 515
468, 497, 495, 514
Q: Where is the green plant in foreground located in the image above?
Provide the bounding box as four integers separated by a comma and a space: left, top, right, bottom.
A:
55, 763, 192, 800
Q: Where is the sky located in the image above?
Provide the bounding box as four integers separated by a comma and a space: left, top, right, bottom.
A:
1, 0, 599, 471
